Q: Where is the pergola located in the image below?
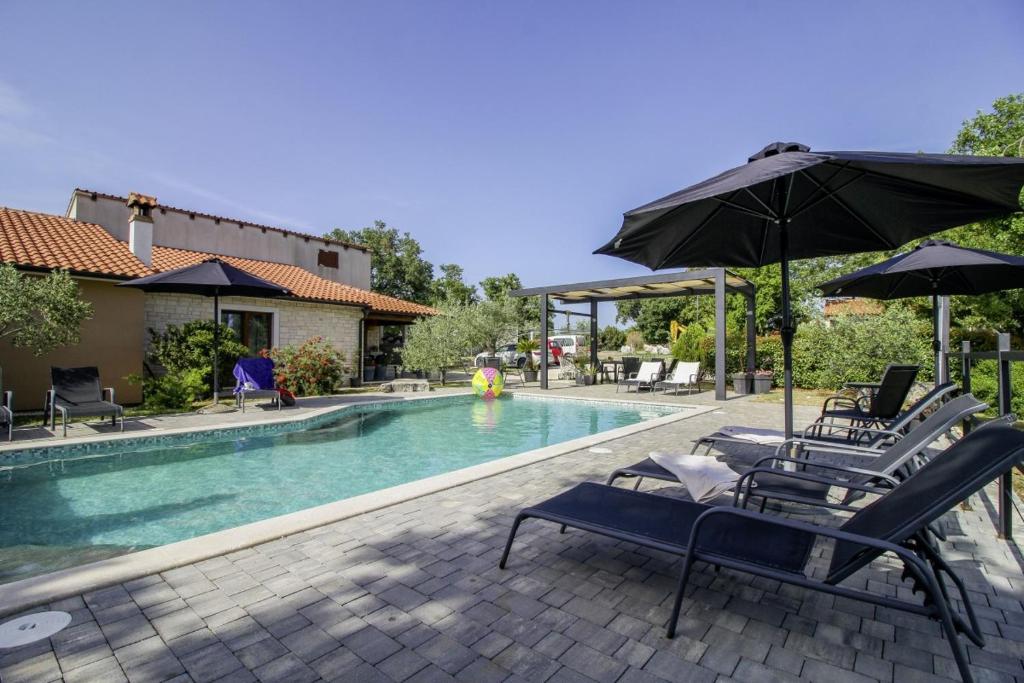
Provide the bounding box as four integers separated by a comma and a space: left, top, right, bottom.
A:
511, 268, 756, 399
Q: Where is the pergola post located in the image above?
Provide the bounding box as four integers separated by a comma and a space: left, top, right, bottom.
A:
714, 270, 727, 400
589, 299, 598, 371
746, 293, 756, 373
540, 293, 549, 390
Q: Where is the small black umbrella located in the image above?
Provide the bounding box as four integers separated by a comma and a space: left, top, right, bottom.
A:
595, 142, 1024, 437
818, 239, 1024, 382
118, 259, 290, 403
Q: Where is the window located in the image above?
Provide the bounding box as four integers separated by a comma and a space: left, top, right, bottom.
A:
222, 310, 273, 355
318, 249, 339, 268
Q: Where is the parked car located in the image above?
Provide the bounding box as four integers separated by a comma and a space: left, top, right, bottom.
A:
476, 341, 562, 367
551, 335, 586, 356
475, 344, 527, 368
535, 340, 562, 366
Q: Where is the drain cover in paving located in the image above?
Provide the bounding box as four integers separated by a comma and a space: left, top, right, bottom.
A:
0, 611, 71, 648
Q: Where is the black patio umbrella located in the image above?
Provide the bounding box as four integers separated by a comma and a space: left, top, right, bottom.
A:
818, 239, 1024, 383
595, 142, 1024, 438
118, 259, 290, 403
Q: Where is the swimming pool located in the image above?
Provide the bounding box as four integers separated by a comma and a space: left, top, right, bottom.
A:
0, 395, 678, 583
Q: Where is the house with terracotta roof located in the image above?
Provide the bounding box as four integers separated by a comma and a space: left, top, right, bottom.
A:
0, 190, 436, 409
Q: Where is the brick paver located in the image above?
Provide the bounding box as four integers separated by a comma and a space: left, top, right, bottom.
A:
1, 390, 1021, 682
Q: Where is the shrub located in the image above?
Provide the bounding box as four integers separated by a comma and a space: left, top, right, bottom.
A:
268, 336, 348, 396
128, 369, 207, 411
598, 326, 626, 351
771, 307, 933, 390
625, 330, 644, 353
148, 320, 249, 394
671, 323, 708, 365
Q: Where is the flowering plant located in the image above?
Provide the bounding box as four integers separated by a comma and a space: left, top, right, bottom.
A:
265, 337, 349, 396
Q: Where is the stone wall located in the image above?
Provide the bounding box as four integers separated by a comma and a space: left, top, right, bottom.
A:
143, 293, 362, 365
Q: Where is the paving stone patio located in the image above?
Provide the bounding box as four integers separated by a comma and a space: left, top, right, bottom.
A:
1, 390, 1022, 682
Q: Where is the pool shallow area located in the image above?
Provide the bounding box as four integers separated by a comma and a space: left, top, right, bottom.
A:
0, 394, 679, 583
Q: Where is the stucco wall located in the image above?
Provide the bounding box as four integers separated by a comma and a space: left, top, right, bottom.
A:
68, 192, 372, 289
0, 278, 144, 411
143, 293, 362, 367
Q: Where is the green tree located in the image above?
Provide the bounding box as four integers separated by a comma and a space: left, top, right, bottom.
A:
401, 303, 474, 385
327, 220, 434, 304
430, 263, 478, 306
935, 93, 1024, 336
0, 265, 93, 355
598, 326, 626, 351
479, 272, 540, 335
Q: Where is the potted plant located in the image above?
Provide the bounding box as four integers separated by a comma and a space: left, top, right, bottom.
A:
517, 338, 540, 382
752, 369, 774, 394
575, 359, 596, 386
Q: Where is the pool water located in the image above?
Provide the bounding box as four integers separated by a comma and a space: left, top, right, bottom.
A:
0, 396, 674, 582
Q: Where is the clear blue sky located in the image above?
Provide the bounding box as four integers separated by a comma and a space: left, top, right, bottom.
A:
1, 1, 1022, 322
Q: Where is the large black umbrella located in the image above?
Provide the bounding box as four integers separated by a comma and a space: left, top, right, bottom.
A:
818, 239, 1024, 383
118, 259, 290, 404
595, 142, 1024, 438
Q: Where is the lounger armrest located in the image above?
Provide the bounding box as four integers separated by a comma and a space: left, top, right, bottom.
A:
773, 438, 887, 459
734, 467, 896, 506
747, 456, 901, 486
686, 506, 927, 570
801, 422, 903, 441
2, 390, 11, 411
103, 387, 116, 405
821, 395, 860, 413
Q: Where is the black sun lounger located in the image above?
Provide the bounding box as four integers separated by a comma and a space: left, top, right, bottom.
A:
607, 393, 987, 513
45, 366, 124, 437
500, 426, 1024, 683
687, 381, 958, 457
816, 363, 920, 430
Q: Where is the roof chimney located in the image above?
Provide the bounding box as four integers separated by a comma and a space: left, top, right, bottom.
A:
126, 192, 157, 266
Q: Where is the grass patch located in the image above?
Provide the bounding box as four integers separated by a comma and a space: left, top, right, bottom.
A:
749, 387, 832, 407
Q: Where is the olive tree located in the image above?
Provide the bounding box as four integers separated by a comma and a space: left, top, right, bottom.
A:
401, 303, 474, 385
0, 265, 92, 355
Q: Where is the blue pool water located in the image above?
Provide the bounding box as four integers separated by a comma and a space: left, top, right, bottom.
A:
0, 396, 675, 581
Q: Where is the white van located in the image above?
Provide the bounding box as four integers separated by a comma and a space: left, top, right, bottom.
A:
551, 335, 587, 356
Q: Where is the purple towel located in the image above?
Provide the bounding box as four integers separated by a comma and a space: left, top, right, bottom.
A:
233, 357, 276, 394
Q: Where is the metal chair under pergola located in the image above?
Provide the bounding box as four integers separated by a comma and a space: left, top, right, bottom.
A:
510, 268, 756, 399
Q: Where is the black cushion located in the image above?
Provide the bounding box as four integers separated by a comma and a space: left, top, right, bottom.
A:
54, 400, 120, 417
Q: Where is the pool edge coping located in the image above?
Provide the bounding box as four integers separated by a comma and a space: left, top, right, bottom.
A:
0, 397, 714, 616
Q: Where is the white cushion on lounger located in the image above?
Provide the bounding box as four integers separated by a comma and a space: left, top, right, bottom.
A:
649, 451, 740, 502
716, 425, 787, 445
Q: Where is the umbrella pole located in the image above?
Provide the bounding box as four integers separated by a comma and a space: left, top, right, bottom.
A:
780, 234, 794, 441
213, 292, 220, 404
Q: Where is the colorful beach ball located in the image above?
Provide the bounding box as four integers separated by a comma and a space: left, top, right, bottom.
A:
472, 367, 504, 399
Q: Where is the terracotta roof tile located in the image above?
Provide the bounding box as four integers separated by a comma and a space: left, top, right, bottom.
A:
0, 207, 150, 278
152, 245, 438, 316
0, 206, 436, 317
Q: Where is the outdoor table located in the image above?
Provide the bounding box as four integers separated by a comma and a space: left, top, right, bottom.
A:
600, 359, 624, 384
